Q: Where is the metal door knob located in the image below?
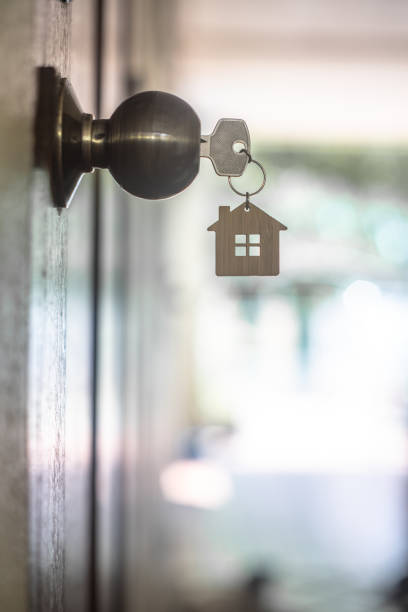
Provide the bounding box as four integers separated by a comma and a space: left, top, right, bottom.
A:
41, 68, 250, 207
89, 90, 201, 200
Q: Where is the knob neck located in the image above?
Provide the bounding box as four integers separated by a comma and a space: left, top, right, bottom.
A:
91, 119, 109, 169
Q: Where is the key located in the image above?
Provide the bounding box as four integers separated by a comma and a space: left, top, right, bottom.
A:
200, 118, 250, 177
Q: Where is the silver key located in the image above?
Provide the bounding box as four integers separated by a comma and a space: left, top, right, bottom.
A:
200, 118, 250, 177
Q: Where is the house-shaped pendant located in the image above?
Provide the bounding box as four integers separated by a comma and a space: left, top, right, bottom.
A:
207, 203, 287, 276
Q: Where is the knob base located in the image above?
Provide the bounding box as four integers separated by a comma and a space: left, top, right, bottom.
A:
35, 68, 93, 208
52, 76, 93, 207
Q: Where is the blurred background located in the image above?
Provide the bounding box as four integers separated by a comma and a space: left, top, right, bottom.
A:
7, 1, 408, 611
111, 1, 408, 611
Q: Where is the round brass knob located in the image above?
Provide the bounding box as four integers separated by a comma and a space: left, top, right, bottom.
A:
94, 91, 201, 200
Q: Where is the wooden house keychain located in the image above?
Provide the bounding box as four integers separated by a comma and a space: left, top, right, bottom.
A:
208, 150, 287, 276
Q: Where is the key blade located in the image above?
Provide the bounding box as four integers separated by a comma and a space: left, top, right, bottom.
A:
200, 135, 210, 158
200, 118, 250, 177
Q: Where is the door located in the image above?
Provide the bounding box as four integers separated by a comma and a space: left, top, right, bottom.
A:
0, 2, 97, 611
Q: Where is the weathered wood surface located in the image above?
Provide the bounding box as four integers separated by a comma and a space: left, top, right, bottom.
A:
0, 1, 95, 611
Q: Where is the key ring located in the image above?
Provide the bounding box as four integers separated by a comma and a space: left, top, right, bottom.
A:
228, 149, 266, 197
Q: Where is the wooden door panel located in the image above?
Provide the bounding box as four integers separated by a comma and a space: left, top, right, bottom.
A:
0, 2, 96, 611
30, 1, 96, 609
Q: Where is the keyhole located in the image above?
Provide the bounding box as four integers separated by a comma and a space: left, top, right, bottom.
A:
232, 141, 245, 154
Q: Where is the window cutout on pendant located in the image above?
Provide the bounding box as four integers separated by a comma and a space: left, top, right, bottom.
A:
235, 246, 246, 256
249, 246, 260, 256
249, 234, 260, 243
235, 234, 246, 244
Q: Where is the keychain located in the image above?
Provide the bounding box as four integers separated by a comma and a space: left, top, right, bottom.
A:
208, 150, 287, 276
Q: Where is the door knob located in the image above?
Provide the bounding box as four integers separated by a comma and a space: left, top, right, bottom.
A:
38, 68, 250, 207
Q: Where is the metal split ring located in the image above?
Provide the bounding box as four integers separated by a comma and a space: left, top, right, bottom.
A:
228, 150, 266, 197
